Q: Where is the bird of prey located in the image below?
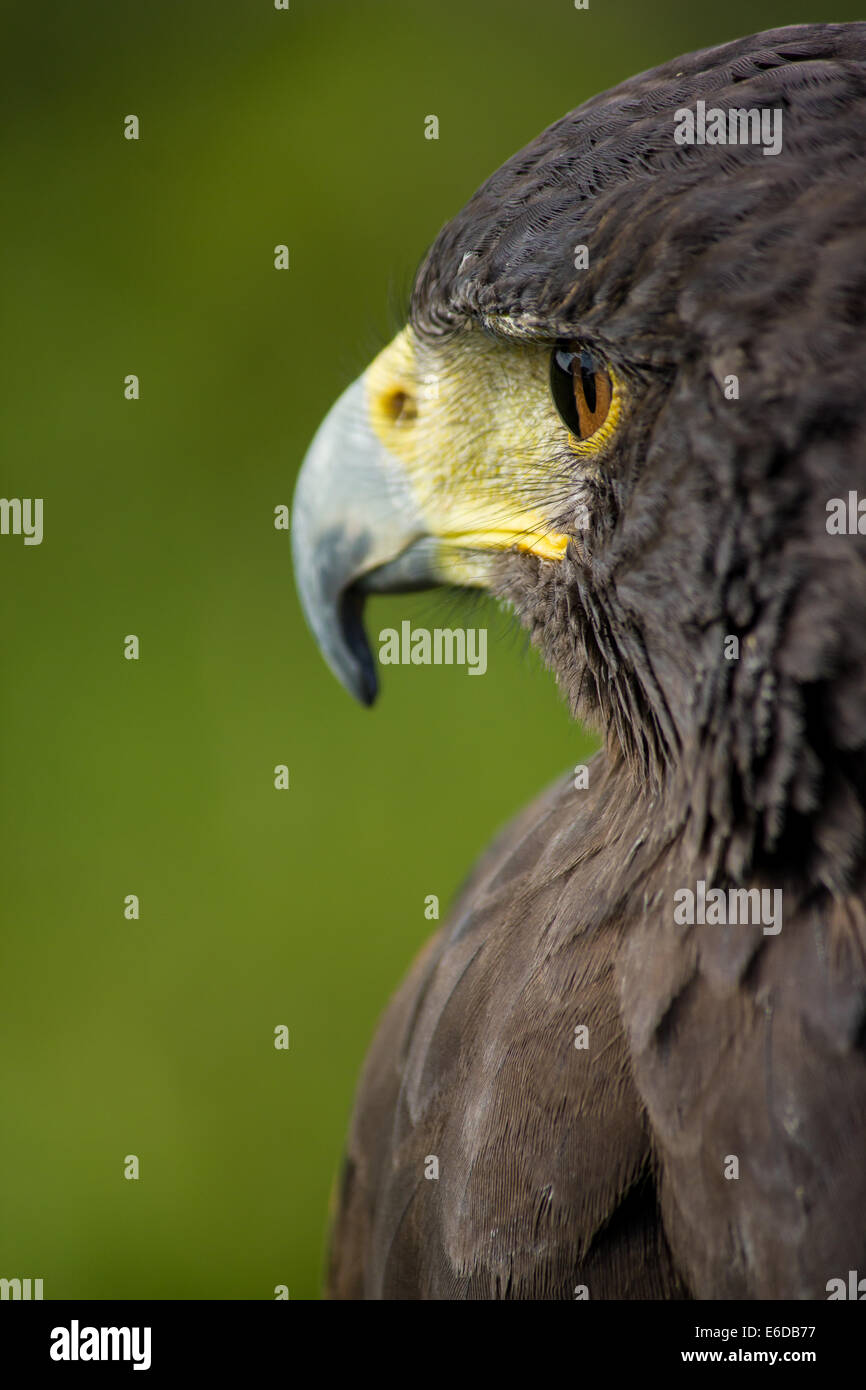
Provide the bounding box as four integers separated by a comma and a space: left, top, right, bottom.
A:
292, 23, 866, 1299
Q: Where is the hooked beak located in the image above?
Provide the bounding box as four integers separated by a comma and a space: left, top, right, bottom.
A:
291, 377, 444, 705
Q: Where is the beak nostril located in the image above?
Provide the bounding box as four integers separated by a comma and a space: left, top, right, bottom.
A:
382, 388, 417, 424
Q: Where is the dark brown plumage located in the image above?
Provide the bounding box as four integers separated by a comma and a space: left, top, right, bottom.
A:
293, 23, 866, 1298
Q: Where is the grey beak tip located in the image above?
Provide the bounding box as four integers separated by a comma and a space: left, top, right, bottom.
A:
340, 664, 378, 708
339, 589, 379, 707
357, 677, 378, 709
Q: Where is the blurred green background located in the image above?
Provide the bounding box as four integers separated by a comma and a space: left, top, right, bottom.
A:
0, 0, 857, 1299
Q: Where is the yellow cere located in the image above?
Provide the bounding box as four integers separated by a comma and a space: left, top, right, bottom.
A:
364, 325, 575, 576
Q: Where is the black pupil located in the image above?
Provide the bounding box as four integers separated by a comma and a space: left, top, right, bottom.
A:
579, 351, 597, 414
551, 346, 601, 437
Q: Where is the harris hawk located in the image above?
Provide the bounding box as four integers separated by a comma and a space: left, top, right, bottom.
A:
292, 23, 866, 1299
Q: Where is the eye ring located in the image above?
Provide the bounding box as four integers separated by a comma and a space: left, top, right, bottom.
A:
550, 344, 613, 443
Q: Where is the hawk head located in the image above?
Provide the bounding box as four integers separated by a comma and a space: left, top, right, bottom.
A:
293, 23, 866, 888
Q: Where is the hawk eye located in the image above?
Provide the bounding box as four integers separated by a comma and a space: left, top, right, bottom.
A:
550, 345, 612, 443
